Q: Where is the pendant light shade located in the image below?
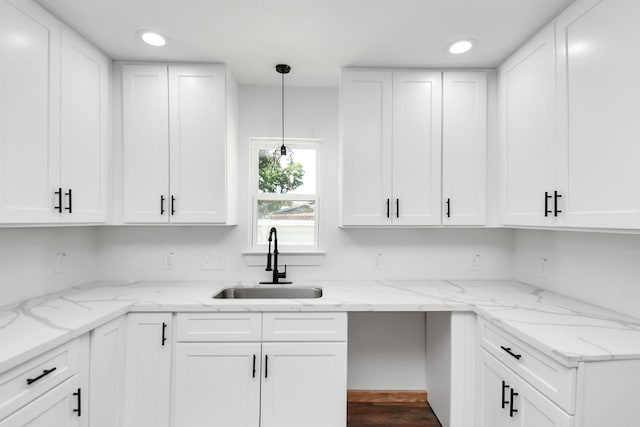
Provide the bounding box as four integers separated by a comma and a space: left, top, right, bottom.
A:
274, 64, 292, 165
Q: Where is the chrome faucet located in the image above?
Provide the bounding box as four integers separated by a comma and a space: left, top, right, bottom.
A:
260, 227, 291, 284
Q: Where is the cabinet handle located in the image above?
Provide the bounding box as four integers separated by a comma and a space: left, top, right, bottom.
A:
500, 346, 522, 360
54, 188, 63, 213
446, 198, 451, 218
161, 322, 167, 346
26, 367, 57, 385
160, 195, 166, 215
544, 191, 553, 217
509, 388, 519, 417
501, 380, 509, 409
386, 198, 390, 218
264, 354, 268, 378
252, 354, 257, 378
554, 191, 562, 217
73, 388, 81, 417
396, 199, 399, 218
64, 189, 72, 213
171, 195, 176, 215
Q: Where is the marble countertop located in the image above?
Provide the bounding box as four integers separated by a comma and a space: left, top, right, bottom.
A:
1, 279, 639, 373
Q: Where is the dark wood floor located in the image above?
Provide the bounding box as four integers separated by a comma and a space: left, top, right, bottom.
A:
347, 402, 442, 427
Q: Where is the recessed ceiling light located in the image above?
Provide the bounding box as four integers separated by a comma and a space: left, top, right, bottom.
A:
448, 39, 474, 55
139, 31, 168, 47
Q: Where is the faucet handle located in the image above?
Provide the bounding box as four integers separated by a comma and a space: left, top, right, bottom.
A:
276, 264, 287, 279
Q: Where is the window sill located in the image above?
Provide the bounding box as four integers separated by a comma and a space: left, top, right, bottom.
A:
242, 250, 326, 267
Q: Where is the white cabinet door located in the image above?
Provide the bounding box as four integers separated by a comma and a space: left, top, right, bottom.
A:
173, 343, 261, 427
260, 342, 347, 427
123, 313, 172, 427
477, 350, 511, 427
122, 64, 170, 223
341, 70, 393, 226
442, 72, 487, 226
60, 27, 109, 223
557, 0, 640, 229
500, 24, 561, 227
168, 65, 228, 224
0, 0, 60, 223
392, 71, 442, 226
0, 375, 85, 427
90, 316, 126, 427
477, 349, 573, 427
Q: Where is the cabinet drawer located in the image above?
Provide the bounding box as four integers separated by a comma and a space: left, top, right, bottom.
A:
262, 313, 347, 342
0, 337, 83, 420
478, 318, 576, 413
176, 313, 262, 342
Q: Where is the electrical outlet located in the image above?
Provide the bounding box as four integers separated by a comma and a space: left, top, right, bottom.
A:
202, 254, 225, 271
54, 253, 66, 274
539, 257, 549, 278
373, 253, 383, 270
471, 254, 481, 271
164, 252, 175, 270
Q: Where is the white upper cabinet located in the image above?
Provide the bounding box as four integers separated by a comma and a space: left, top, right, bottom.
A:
442, 71, 488, 226
122, 65, 170, 223
0, 0, 60, 223
556, 0, 640, 229
392, 71, 442, 226
499, 24, 561, 227
60, 27, 110, 223
122, 63, 238, 224
0, 0, 109, 225
342, 68, 487, 227
341, 70, 393, 226
168, 65, 229, 224
341, 69, 445, 226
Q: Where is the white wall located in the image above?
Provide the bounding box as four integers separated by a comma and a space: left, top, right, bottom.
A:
513, 229, 640, 319
0, 227, 99, 306
98, 85, 514, 282
348, 312, 426, 390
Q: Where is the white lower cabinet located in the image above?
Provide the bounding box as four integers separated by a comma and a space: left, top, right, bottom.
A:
476, 319, 640, 427
123, 313, 172, 427
260, 342, 347, 427
173, 312, 348, 427
0, 335, 89, 426
477, 348, 573, 427
90, 316, 127, 427
0, 375, 86, 427
173, 343, 261, 427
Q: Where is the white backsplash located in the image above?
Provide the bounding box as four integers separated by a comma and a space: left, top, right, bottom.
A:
513, 229, 640, 319
0, 227, 98, 306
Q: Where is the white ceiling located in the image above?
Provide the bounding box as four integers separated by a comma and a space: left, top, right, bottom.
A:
35, 0, 574, 87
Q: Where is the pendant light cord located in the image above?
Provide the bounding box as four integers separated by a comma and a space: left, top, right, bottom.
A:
281, 71, 285, 148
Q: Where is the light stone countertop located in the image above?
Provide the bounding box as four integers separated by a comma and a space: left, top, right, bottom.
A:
1, 279, 639, 373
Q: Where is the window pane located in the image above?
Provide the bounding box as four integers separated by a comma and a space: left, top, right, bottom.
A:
258, 148, 316, 194
256, 200, 316, 246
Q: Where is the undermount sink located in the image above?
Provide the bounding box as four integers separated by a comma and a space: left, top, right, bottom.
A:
212, 286, 323, 299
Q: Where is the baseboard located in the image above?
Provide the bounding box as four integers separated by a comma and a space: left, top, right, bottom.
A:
347, 389, 428, 404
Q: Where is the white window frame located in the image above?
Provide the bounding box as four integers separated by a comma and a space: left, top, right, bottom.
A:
249, 138, 321, 250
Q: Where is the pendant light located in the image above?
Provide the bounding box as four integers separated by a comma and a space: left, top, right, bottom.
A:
274, 64, 292, 167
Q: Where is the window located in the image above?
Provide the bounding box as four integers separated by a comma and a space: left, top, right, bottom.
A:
251, 138, 320, 249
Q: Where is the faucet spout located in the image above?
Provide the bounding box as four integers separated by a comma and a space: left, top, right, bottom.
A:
260, 227, 291, 284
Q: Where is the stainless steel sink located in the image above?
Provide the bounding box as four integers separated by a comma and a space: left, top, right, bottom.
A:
212, 286, 323, 299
